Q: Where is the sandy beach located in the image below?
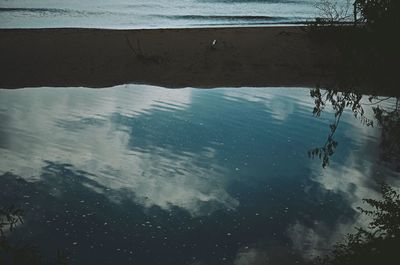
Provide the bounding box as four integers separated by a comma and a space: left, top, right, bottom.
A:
0, 26, 397, 94
0, 26, 344, 89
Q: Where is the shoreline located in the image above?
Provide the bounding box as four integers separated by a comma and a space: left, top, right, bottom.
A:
0, 25, 305, 31
0, 22, 309, 31
0, 26, 397, 95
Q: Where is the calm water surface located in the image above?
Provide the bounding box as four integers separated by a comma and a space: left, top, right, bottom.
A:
0, 0, 350, 28
0, 85, 399, 264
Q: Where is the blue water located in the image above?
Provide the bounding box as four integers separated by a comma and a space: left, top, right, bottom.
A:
0, 0, 350, 29
0, 85, 399, 264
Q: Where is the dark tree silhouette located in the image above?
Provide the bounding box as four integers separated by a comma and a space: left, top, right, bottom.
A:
311, 183, 400, 265
308, 1, 400, 95
355, 0, 400, 28
0, 206, 67, 265
373, 100, 400, 167
0, 206, 23, 237
308, 87, 399, 169
308, 87, 372, 168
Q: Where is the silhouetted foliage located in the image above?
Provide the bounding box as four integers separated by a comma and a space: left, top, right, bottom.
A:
308, 87, 399, 169
359, 184, 400, 237
0, 206, 68, 265
373, 99, 400, 168
308, 1, 400, 93
313, 0, 353, 25
308, 87, 373, 168
355, 0, 400, 28
312, 183, 400, 265
306, 2, 400, 169
0, 205, 24, 237
313, 0, 400, 28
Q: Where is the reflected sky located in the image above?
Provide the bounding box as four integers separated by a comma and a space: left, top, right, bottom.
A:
0, 85, 399, 264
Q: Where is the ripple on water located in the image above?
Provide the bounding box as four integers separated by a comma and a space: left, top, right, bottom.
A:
0, 85, 398, 265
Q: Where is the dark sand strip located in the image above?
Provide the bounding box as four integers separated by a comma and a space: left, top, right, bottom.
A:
0, 27, 342, 89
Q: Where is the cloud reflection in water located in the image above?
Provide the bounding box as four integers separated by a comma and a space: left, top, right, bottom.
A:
0, 85, 399, 264
0, 85, 237, 216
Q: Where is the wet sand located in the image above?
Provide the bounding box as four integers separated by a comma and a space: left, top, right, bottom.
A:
0, 26, 341, 89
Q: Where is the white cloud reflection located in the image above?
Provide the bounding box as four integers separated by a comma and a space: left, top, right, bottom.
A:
234, 248, 268, 265
287, 100, 400, 260
222, 87, 313, 122
288, 220, 353, 259
289, 161, 398, 260
233, 245, 301, 265
0, 85, 238, 216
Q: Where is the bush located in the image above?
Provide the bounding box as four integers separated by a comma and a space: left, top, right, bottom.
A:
355, 0, 400, 28
312, 183, 400, 265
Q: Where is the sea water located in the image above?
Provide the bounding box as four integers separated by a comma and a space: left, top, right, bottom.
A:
0, 0, 351, 29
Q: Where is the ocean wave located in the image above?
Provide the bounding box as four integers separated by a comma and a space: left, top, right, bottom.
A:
154, 14, 284, 21
0, 7, 103, 16
0, 7, 68, 13
198, 0, 309, 3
